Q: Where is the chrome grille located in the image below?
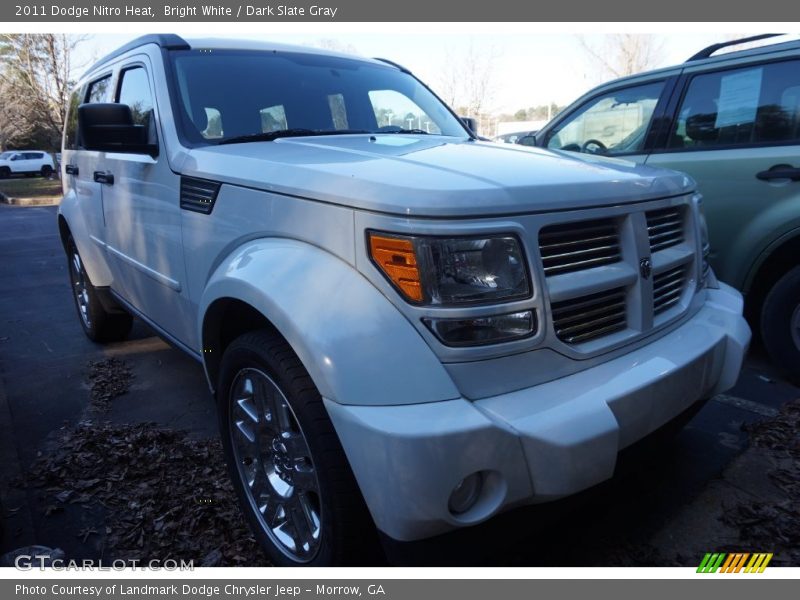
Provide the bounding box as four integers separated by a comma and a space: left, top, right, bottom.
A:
653, 265, 688, 315
551, 287, 627, 344
646, 207, 684, 252
539, 218, 621, 276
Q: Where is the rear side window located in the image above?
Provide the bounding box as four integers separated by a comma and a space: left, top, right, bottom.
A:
86, 75, 112, 104
669, 60, 800, 150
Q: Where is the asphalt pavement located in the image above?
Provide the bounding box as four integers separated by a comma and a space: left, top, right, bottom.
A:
0, 203, 797, 566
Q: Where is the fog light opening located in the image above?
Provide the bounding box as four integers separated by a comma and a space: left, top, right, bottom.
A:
448, 472, 483, 515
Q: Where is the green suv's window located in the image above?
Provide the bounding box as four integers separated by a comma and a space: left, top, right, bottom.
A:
670, 60, 800, 150
545, 81, 665, 156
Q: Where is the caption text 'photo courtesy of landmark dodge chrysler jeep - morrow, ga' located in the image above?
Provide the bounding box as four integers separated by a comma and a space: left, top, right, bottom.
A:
57, 34, 751, 566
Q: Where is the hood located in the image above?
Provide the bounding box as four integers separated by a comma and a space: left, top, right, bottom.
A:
179, 135, 694, 218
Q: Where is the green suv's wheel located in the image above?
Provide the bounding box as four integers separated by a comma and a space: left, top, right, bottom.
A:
217, 330, 377, 566
66, 236, 132, 342
761, 266, 800, 384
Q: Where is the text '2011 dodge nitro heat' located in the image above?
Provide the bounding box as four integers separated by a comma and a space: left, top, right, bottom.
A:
58, 35, 751, 566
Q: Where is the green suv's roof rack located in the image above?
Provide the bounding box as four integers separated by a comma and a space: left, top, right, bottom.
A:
686, 33, 784, 62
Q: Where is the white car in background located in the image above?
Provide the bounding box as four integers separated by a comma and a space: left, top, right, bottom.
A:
0, 150, 55, 179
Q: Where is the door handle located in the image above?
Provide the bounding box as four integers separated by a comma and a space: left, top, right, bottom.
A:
65, 164, 79, 176
756, 164, 800, 181
93, 171, 114, 185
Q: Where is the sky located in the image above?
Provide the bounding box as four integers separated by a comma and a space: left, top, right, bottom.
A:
70, 30, 745, 114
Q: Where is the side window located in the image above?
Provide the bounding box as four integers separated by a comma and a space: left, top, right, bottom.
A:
669, 61, 800, 150
117, 66, 155, 128
64, 88, 82, 150
368, 90, 442, 134
86, 75, 112, 104
546, 81, 665, 155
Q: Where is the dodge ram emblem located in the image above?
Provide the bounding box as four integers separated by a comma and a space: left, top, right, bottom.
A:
640, 257, 652, 280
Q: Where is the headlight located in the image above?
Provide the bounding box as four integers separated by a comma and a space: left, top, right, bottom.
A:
368, 231, 531, 305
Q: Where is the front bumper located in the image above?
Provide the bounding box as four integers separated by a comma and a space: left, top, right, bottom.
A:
325, 283, 751, 542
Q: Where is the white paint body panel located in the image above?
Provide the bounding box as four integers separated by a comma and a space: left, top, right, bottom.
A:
57, 37, 752, 544
326, 284, 750, 541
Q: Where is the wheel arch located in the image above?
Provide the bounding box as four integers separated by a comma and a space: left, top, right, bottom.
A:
199, 238, 459, 407
57, 213, 72, 251
743, 228, 800, 328
201, 296, 281, 394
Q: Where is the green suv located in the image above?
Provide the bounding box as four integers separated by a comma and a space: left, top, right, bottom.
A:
534, 34, 800, 379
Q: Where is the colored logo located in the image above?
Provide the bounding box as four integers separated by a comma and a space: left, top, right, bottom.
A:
697, 552, 773, 573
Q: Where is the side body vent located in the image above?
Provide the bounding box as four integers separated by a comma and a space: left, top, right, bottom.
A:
180, 177, 221, 214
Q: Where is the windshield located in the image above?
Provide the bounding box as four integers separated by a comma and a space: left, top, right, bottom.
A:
0, 152, 13, 160
169, 49, 468, 145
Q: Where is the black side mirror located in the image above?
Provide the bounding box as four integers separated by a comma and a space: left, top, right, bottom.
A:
460, 116, 478, 135
78, 103, 158, 157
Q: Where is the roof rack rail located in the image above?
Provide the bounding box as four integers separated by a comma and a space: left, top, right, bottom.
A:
373, 57, 412, 74
686, 33, 785, 62
87, 34, 189, 74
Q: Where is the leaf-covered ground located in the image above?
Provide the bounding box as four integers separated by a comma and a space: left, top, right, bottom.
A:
21, 357, 266, 566
29, 420, 265, 566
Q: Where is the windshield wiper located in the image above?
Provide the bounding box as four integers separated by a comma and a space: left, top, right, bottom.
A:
218, 129, 370, 145
376, 128, 430, 135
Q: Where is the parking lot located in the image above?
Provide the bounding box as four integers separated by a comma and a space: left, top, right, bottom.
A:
1, 203, 798, 567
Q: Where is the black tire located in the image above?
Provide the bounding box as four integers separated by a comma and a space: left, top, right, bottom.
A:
217, 329, 378, 566
0, 167, 10, 179
41, 165, 53, 178
65, 235, 133, 342
761, 265, 800, 385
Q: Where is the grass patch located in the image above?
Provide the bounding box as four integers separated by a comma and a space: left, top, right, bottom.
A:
0, 176, 62, 199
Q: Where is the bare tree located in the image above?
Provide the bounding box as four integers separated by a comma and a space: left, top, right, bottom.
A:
311, 38, 360, 56
579, 34, 664, 80
435, 41, 501, 118
0, 33, 88, 150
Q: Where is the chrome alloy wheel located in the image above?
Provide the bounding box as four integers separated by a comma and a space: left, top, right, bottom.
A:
70, 250, 91, 328
229, 368, 322, 562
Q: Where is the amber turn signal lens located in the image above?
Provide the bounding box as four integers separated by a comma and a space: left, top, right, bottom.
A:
368, 234, 423, 302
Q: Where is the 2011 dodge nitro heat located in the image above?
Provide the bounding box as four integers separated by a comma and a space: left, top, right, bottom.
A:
58, 34, 751, 566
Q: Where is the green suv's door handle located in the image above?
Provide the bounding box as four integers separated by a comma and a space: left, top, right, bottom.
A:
756, 165, 800, 181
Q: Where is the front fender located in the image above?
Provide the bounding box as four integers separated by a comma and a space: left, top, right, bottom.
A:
200, 238, 460, 406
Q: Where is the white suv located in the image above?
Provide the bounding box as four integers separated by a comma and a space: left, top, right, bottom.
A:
58, 35, 751, 566
0, 150, 55, 178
